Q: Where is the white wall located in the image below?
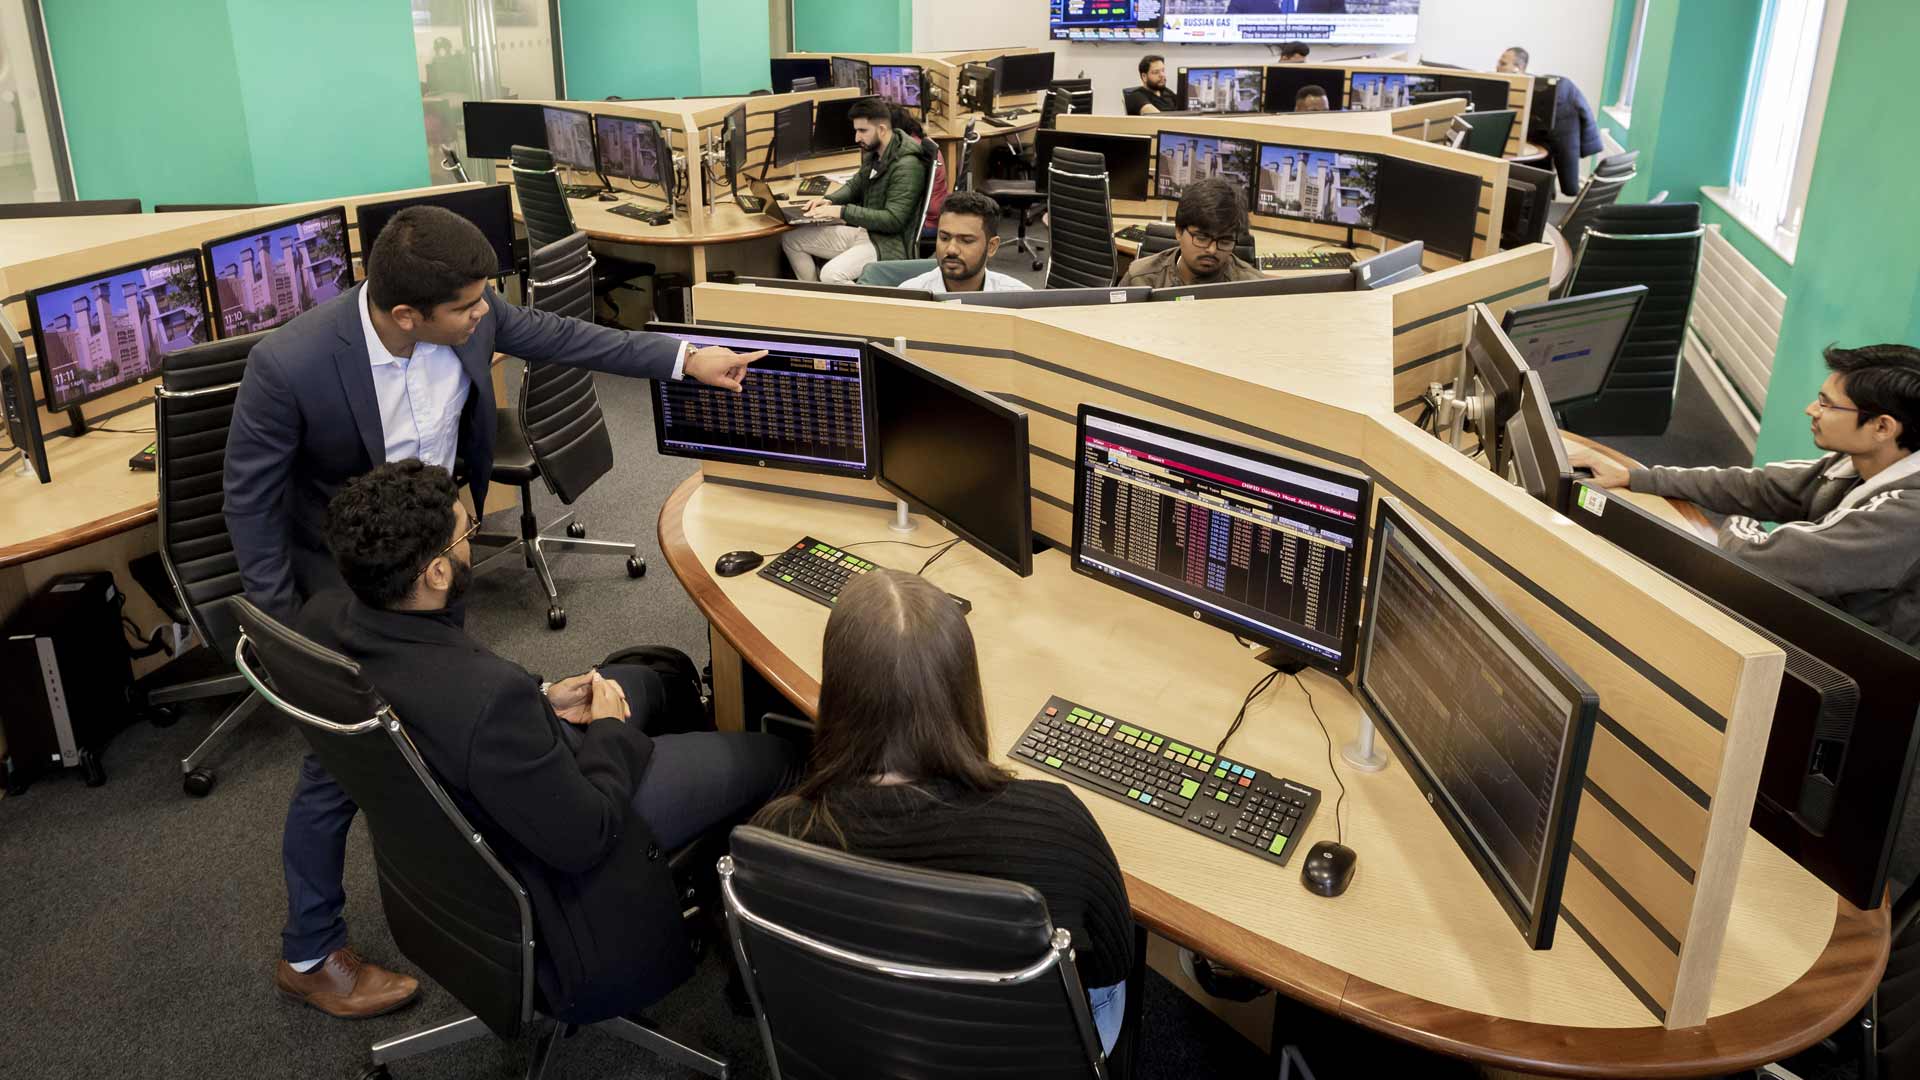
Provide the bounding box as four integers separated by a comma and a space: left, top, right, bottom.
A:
912, 0, 1613, 116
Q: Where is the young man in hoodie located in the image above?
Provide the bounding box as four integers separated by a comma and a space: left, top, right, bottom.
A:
1571, 344, 1920, 645
781, 97, 931, 284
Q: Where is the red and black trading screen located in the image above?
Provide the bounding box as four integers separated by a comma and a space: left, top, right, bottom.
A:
652, 330, 869, 476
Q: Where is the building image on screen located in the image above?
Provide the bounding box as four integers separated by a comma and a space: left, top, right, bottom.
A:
1350, 72, 1436, 110
542, 107, 595, 171
1156, 133, 1254, 200
649, 327, 872, 477
1051, 0, 1164, 41
1256, 145, 1377, 228
206, 211, 352, 336
595, 115, 667, 185
1163, 0, 1421, 45
1075, 410, 1367, 668
871, 65, 923, 108
1183, 68, 1262, 112
31, 254, 209, 411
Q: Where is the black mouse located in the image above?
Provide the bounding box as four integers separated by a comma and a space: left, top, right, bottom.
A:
714, 550, 764, 577
1300, 840, 1357, 898
595, 191, 619, 202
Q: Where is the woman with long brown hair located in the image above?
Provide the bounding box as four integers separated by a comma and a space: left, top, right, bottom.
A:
755, 568, 1134, 1051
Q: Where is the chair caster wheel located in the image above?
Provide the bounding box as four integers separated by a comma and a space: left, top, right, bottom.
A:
147, 704, 179, 728
627, 556, 646, 579
183, 769, 216, 797
548, 607, 568, 631
567, 522, 587, 539
81, 749, 106, 787
1032, 258, 1044, 270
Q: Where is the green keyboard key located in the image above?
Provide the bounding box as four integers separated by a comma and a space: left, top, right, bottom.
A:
1214, 767, 1228, 778
1268, 834, 1288, 856
1118, 724, 1142, 737
1070, 707, 1093, 719
1045, 756, 1064, 768
1214, 790, 1229, 802
1179, 779, 1200, 800
1168, 742, 1193, 756
1127, 788, 1141, 799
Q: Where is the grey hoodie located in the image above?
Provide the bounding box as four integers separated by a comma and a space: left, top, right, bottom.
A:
1629, 451, 1920, 645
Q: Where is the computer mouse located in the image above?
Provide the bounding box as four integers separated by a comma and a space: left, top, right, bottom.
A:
1300, 840, 1357, 898
595, 191, 619, 202
714, 550, 764, 577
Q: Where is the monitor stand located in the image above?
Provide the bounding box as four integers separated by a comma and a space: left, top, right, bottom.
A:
1342, 712, 1391, 772
1253, 649, 1306, 675
887, 498, 918, 535
65, 405, 91, 437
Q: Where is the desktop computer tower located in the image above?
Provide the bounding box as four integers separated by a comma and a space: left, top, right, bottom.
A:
0, 572, 131, 793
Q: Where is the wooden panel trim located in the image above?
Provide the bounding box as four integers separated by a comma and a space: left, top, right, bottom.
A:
0, 501, 154, 568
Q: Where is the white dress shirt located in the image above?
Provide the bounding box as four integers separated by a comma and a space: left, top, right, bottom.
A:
358, 284, 471, 468
900, 267, 1033, 294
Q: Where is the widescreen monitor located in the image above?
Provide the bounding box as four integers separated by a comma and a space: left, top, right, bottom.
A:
462, 100, 547, 159
541, 106, 597, 171
2, 311, 49, 483
356, 185, 517, 278
872, 344, 1033, 577
1528, 75, 1561, 143
1050, 0, 1162, 41
1433, 73, 1513, 113
1033, 130, 1152, 199
595, 114, 674, 200
1374, 157, 1480, 260
1150, 272, 1353, 302
1178, 67, 1264, 113
769, 101, 814, 168
1357, 498, 1596, 949
723, 104, 749, 178
1503, 162, 1557, 249
26, 250, 210, 416
1459, 110, 1517, 157
1505, 371, 1574, 513
1154, 132, 1255, 201
732, 277, 936, 303
944, 286, 1151, 309
957, 64, 996, 115
1262, 66, 1346, 112
1351, 242, 1426, 290
1349, 72, 1437, 110
1071, 404, 1371, 675
811, 96, 874, 155
1254, 144, 1379, 229
1462, 304, 1530, 472
645, 322, 877, 479
997, 51, 1058, 96
1500, 286, 1647, 409
770, 57, 833, 94
870, 65, 925, 109
201, 207, 354, 337
830, 56, 871, 93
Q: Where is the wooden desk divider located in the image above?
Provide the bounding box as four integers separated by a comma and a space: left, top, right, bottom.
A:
1380, 243, 1556, 418
1324, 62, 1536, 158
689, 274, 1786, 1029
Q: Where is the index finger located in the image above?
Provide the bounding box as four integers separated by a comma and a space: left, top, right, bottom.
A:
733, 349, 766, 365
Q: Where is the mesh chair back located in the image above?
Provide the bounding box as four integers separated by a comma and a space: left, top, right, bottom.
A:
723, 826, 1106, 1080
0, 198, 142, 219
1558, 168, 1637, 250
1139, 221, 1255, 266
1038, 88, 1067, 132
510, 145, 576, 253
231, 598, 533, 1037
1595, 149, 1640, 177
1045, 147, 1118, 289
521, 231, 614, 504
156, 333, 270, 654
1561, 202, 1704, 436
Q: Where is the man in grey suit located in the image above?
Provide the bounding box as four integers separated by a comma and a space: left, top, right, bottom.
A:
225, 205, 762, 1017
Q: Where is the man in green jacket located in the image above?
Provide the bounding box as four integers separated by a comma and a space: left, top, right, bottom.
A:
782, 97, 932, 283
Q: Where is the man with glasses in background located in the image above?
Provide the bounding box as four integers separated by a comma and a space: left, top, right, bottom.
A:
1572, 344, 1920, 646
1119, 178, 1264, 288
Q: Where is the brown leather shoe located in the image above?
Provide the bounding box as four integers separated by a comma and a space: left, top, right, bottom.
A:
275, 947, 420, 1019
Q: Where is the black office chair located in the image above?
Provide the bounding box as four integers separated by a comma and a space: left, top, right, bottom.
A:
1043, 147, 1122, 289
142, 332, 273, 797
1137, 221, 1258, 267
956, 119, 981, 193
0, 198, 142, 218
509, 145, 656, 325
1559, 202, 1704, 437
911, 148, 942, 258
228, 600, 726, 1080
980, 88, 1073, 269
476, 230, 644, 631
1553, 166, 1639, 251
1548, 148, 1637, 228
721, 825, 1121, 1079
790, 76, 818, 92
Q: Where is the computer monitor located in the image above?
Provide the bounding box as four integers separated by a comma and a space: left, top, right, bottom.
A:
1177, 67, 1264, 113
1504, 371, 1574, 513
1461, 305, 1530, 471
541, 106, 597, 172
644, 322, 877, 479
1356, 497, 1596, 949
1374, 158, 1480, 260
1254, 144, 1379, 230
1459, 110, 1517, 157
1349, 72, 1436, 110
1433, 73, 1513, 113
1150, 273, 1353, 302
722, 104, 749, 179
1050, 0, 1160, 41
771, 57, 833, 94
1263, 67, 1346, 112
595, 114, 675, 202
1528, 75, 1561, 143
462, 100, 547, 159
1351, 242, 1426, 290
830, 56, 871, 93
1502, 162, 1557, 249
26, 250, 210, 425
1072, 405, 1372, 674
1154, 132, 1255, 202
731, 277, 936, 303
201, 207, 355, 338
944, 286, 1151, 309
1500, 286, 1647, 409
957, 63, 996, 115
1033, 130, 1152, 199
872, 343, 1033, 577
356, 185, 517, 278
768, 101, 814, 169
870, 65, 926, 109
1, 311, 49, 483
811, 96, 874, 156
996, 51, 1057, 96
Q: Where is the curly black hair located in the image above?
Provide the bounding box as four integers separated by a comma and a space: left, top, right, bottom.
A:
324, 460, 460, 609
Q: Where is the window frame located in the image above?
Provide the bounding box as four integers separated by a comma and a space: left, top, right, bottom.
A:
1725, 0, 1846, 255
1614, 0, 1652, 116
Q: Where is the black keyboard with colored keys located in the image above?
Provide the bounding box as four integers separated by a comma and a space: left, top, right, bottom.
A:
1013, 696, 1321, 867
1259, 251, 1355, 271
758, 536, 876, 608
1114, 224, 1149, 243
795, 176, 833, 197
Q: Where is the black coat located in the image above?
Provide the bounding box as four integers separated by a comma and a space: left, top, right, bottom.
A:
298, 591, 693, 1023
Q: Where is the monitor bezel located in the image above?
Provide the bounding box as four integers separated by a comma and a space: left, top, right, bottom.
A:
541, 105, 599, 172
769, 57, 833, 94
811, 95, 877, 156
354, 185, 518, 278
722, 103, 750, 178
995, 51, 1058, 97
871, 342, 1033, 578
1252, 141, 1383, 232
644, 320, 880, 481
1499, 285, 1649, 411
1373, 157, 1480, 260
1, 310, 49, 482
731, 277, 935, 303
593, 113, 673, 193
1149, 272, 1353, 302
944, 286, 1151, 309
1465, 304, 1531, 473
1176, 66, 1266, 113
1153, 130, 1257, 203
26, 248, 211, 414
869, 63, 928, 110
768, 100, 815, 168
1033, 129, 1153, 199
1261, 65, 1348, 113
1356, 497, 1597, 949
199, 206, 355, 339
829, 56, 872, 93
460, 100, 547, 160
1506, 369, 1574, 513
1070, 403, 1372, 676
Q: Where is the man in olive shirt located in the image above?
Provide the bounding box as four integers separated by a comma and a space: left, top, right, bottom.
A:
1120, 179, 1265, 288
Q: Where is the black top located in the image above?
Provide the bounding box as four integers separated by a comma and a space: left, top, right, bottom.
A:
1124, 85, 1183, 116
780, 778, 1136, 986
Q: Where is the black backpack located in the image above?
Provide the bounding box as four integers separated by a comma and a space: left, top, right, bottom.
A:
598, 644, 711, 735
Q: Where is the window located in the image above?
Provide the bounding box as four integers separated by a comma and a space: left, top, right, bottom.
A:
1614, 0, 1651, 115
0, 0, 73, 202
1727, 0, 1845, 249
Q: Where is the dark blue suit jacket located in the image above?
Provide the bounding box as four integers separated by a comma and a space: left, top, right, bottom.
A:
224, 284, 681, 621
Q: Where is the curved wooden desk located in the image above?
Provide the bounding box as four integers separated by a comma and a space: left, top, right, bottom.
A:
661, 471, 1884, 1077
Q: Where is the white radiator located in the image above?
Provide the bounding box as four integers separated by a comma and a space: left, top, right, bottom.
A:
1681, 224, 1782, 454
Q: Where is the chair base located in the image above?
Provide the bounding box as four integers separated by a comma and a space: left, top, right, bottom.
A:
177, 689, 264, 797
368, 1011, 726, 1080
474, 486, 646, 631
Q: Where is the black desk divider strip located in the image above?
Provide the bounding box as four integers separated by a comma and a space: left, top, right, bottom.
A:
1594, 712, 1715, 809
1395, 343, 1460, 375
1559, 907, 1668, 1023
1572, 842, 1685, 954
1583, 779, 1700, 882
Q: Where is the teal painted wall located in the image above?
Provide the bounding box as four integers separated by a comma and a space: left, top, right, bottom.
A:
700, 0, 775, 95
558, 0, 770, 98
1606, 0, 1761, 207
44, 0, 428, 205
793, 0, 911, 53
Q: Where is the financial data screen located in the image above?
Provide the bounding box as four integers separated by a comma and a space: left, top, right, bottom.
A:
651, 330, 871, 477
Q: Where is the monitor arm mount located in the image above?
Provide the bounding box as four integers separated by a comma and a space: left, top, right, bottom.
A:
1427, 374, 1495, 455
